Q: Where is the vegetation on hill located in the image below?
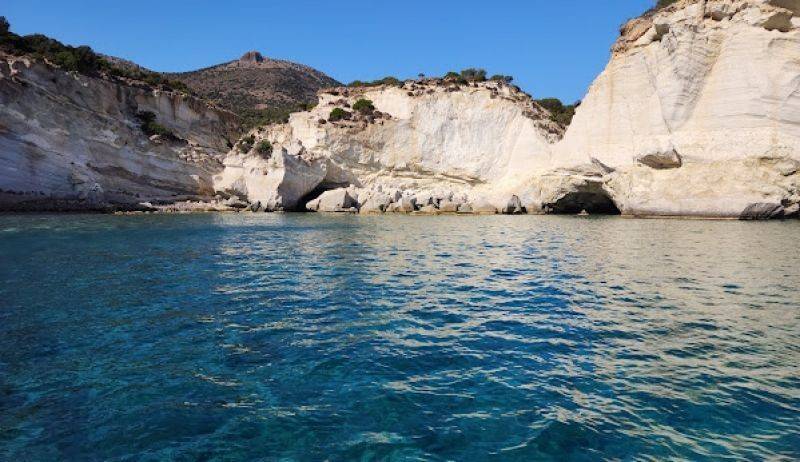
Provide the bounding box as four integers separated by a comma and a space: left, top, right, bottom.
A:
135, 111, 177, 140
165, 53, 340, 130
255, 140, 273, 157
536, 98, 580, 127
329, 108, 351, 122
655, 0, 679, 9
0, 17, 192, 94
460, 68, 487, 82
352, 99, 375, 114
238, 134, 256, 153
490, 74, 514, 83
349, 76, 404, 87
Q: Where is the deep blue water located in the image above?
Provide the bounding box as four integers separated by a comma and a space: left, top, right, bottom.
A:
0, 213, 798, 461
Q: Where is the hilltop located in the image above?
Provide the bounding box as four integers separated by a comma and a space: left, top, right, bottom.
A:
164, 51, 340, 128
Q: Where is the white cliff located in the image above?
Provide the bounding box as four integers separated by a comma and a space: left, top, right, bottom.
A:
216, 0, 799, 219
556, 0, 800, 217
0, 55, 240, 211
214, 79, 563, 212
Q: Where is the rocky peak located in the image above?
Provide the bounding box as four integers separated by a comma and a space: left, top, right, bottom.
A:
240, 51, 265, 64
613, 0, 799, 55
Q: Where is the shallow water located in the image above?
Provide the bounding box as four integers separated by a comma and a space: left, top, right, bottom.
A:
0, 213, 798, 461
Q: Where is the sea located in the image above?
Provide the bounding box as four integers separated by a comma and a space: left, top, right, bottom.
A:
0, 213, 798, 461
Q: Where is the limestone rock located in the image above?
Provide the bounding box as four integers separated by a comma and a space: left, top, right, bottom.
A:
388, 197, 416, 213
359, 194, 392, 214
0, 56, 239, 211
439, 201, 460, 213
636, 150, 683, 169
740, 203, 785, 220
212, 0, 800, 220
472, 199, 498, 214
416, 205, 439, 214
312, 188, 357, 212
501, 195, 525, 214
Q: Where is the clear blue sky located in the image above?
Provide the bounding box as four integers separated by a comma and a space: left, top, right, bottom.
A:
3, 0, 654, 103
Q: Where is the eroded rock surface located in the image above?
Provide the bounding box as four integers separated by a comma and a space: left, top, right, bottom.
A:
0, 55, 240, 211
555, 0, 800, 218
214, 1, 799, 219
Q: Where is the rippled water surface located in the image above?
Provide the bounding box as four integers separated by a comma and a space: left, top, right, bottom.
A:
0, 214, 798, 461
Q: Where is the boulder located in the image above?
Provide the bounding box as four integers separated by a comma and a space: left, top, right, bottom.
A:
312, 188, 357, 212
224, 195, 249, 209
305, 197, 322, 211
472, 199, 498, 214
248, 201, 263, 212
438, 201, 459, 212
739, 203, 785, 220
416, 205, 438, 214
501, 195, 524, 214
359, 194, 392, 214
635, 150, 682, 169
457, 203, 473, 213
414, 192, 434, 207
389, 197, 417, 213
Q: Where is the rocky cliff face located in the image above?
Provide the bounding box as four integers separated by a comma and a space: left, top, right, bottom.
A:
0, 55, 240, 211
214, 79, 565, 212
216, 0, 799, 218
556, 0, 800, 217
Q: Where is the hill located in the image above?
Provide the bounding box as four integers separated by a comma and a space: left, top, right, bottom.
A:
164, 51, 341, 128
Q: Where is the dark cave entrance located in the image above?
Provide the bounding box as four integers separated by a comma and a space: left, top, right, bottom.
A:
547, 191, 621, 215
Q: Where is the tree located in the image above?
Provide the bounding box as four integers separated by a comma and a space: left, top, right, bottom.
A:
490, 74, 514, 83
0, 17, 10, 36
238, 134, 256, 153
535, 98, 579, 127
352, 98, 375, 114
349, 76, 403, 88
136, 111, 176, 139
460, 68, 487, 82
256, 140, 272, 156
329, 107, 351, 122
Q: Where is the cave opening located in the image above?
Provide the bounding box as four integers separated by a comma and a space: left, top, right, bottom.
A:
547, 191, 621, 215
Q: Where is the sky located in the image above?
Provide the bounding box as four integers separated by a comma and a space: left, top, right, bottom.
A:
3, 0, 654, 103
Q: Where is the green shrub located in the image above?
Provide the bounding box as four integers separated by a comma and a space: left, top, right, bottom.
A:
136, 111, 176, 139
656, 0, 678, 9
535, 98, 580, 127
352, 98, 375, 114
444, 71, 460, 79
490, 74, 513, 83
329, 107, 351, 122
348, 76, 403, 87
238, 134, 256, 152
256, 140, 273, 156
239, 107, 294, 129
460, 68, 487, 82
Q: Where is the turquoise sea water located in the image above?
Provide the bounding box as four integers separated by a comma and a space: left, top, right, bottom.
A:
0, 213, 798, 461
